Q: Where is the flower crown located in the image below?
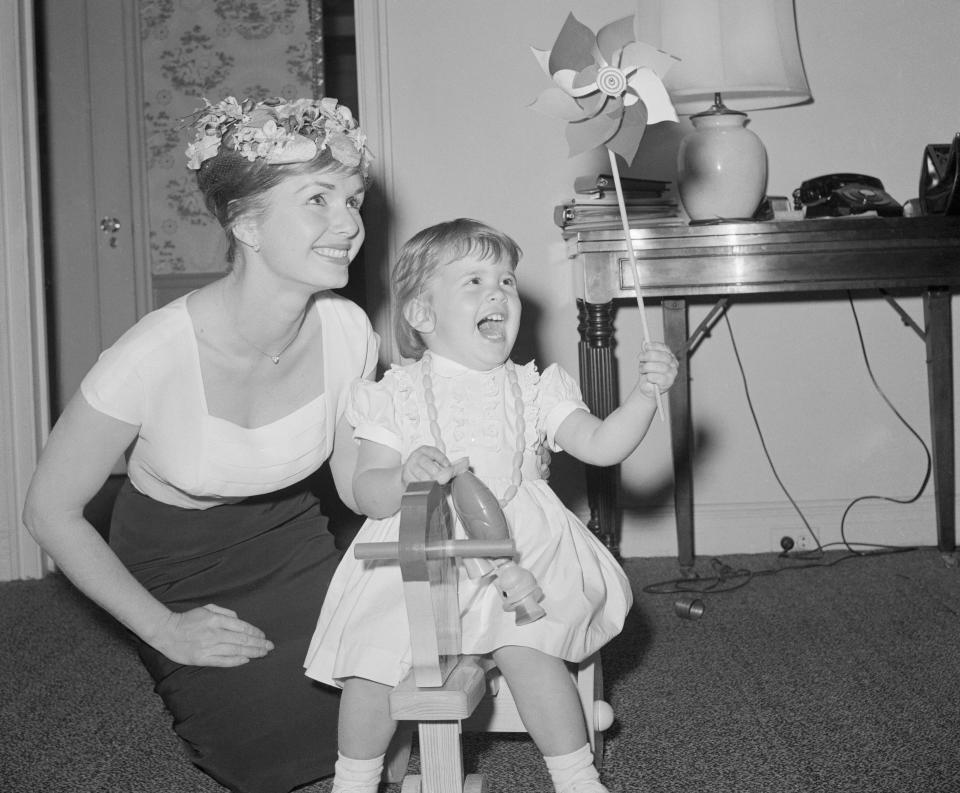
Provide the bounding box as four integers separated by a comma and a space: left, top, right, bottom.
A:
184, 96, 370, 173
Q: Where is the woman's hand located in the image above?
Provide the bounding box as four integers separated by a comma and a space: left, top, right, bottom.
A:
402, 446, 468, 487
636, 341, 679, 400
149, 604, 274, 667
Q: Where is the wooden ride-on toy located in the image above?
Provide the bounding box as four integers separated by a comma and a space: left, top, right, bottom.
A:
354, 477, 614, 793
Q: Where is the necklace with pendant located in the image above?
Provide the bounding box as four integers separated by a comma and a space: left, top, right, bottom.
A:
421, 352, 526, 506
223, 289, 308, 365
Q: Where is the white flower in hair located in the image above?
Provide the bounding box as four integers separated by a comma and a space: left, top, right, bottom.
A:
183, 95, 371, 172
265, 134, 319, 165
186, 134, 222, 170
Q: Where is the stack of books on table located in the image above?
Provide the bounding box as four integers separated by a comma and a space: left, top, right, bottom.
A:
554, 173, 684, 231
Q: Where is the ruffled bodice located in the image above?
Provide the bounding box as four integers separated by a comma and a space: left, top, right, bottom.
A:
305, 353, 632, 688
345, 354, 584, 501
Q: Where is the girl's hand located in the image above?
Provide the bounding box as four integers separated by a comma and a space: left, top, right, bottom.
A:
636, 341, 679, 400
149, 604, 274, 667
402, 446, 468, 486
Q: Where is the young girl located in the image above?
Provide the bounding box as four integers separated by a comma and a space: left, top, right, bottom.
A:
304, 218, 678, 793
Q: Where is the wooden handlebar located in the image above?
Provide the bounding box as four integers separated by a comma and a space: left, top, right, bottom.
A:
354, 539, 515, 561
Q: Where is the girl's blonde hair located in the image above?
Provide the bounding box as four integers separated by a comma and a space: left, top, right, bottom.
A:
392, 218, 522, 360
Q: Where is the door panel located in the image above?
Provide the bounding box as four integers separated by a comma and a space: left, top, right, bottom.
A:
39, 0, 149, 415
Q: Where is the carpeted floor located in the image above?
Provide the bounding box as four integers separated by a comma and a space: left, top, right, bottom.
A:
2, 547, 959, 792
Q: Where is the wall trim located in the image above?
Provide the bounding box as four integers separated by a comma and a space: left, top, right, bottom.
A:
354, 0, 399, 365
122, 0, 152, 322
152, 271, 221, 307
617, 494, 938, 559
0, 1, 50, 580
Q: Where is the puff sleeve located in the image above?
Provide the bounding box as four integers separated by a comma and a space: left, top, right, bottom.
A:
345, 376, 404, 453
537, 363, 590, 452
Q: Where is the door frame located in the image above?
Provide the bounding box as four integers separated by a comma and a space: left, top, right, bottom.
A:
1, 1, 50, 580
355, 0, 399, 365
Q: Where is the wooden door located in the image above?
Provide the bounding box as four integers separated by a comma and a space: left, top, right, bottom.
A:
39, 0, 150, 416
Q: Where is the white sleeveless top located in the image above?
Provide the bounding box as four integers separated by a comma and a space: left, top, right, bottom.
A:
81, 292, 378, 509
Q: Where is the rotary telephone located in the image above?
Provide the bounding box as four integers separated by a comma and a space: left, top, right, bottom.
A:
792, 173, 902, 219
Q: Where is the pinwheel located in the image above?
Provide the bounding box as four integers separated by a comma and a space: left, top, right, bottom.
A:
530, 12, 680, 418
529, 13, 678, 164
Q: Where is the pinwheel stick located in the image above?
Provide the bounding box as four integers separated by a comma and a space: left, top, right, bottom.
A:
607, 149, 665, 421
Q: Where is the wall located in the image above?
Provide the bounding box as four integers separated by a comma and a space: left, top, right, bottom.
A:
366, 0, 960, 558
139, 1, 316, 276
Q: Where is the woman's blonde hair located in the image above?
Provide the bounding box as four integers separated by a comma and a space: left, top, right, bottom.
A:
392, 218, 522, 360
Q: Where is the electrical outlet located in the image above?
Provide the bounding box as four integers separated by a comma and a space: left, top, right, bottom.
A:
772, 530, 814, 553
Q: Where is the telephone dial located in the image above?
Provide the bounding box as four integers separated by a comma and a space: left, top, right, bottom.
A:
792, 173, 903, 219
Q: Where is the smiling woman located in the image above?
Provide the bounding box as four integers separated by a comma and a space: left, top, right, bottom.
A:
21, 96, 380, 793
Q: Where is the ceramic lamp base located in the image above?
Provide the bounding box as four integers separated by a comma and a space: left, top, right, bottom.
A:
677, 105, 768, 222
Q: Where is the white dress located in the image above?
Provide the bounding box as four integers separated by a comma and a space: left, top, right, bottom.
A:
304, 353, 633, 688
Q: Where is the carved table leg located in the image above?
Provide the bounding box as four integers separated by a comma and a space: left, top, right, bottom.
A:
662, 299, 695, 568
576, 299, 621, 556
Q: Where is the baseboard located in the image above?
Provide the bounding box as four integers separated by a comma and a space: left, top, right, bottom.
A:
617, 494, 939, 559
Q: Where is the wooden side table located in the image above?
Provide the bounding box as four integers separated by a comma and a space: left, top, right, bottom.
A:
565, 216, 960, 566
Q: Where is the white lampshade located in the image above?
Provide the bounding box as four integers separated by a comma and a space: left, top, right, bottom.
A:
634, 0, 811, 116
635, 0, 811, 222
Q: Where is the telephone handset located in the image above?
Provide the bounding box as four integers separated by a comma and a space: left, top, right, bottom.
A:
792, 174, 903, 219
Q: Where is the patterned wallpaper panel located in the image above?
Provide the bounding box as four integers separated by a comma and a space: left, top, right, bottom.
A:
139, 0, 322, 275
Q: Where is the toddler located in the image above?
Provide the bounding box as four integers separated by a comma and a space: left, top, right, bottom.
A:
305, 218, 678, 793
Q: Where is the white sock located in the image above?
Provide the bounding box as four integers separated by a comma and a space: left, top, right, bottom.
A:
331, 751, 385, 793
543, 743, 606, 793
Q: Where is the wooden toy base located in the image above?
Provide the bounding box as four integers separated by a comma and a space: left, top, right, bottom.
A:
389, 658, 488, 793
361, 481, 614, 793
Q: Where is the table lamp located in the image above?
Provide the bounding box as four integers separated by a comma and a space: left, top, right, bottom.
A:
634, 0, 811, 222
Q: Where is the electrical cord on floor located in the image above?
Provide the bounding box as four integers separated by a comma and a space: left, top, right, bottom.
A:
640, 543, 927, 596
642, 294, 932, 597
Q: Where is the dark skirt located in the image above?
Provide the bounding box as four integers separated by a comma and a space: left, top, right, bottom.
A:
109, 479, 344, 793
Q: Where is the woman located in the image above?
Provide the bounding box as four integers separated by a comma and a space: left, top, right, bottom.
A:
22, 96, 378, 793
